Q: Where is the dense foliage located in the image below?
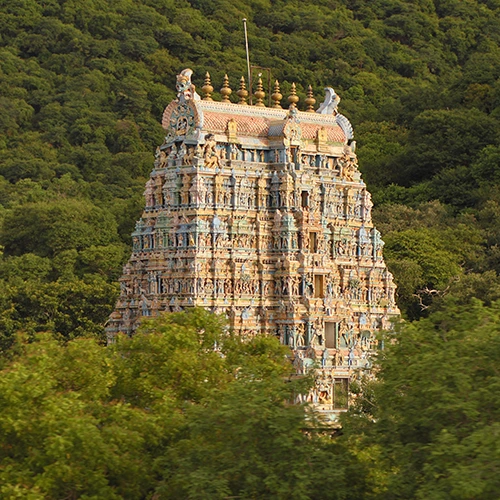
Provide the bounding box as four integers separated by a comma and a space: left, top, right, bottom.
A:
2, 305, 500, 499
343, 299, 500, 499
1, 0, 500, 342
0, 309, 365, 500
1, 0, 500, 497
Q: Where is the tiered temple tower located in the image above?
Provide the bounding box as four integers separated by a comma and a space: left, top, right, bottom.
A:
107, 69, 399, 416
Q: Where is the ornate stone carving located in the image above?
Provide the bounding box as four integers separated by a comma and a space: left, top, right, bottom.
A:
203, 134, 220, 168
108, 71, 399, 418
227, 118, 238, 143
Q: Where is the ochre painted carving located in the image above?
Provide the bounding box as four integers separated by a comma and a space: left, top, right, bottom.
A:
108, 70, 399, 419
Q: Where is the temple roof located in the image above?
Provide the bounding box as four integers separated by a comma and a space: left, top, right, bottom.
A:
161, 70, 353, 149
162, 99, 347, 146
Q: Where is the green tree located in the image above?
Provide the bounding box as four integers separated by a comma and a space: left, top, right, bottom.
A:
401, 108, 498, 185
0, 309, 367, 500
384, 228, 463, 317
0, 199, 118, 258
343, 300, 500, 499
0, 333, 165, 499
0, 276, 119, 350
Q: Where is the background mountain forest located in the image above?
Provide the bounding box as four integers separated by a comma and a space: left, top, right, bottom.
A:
2, 0, 500, 498
1, 0, 500, 342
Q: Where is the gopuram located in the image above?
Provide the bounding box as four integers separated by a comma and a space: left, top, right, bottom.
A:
107, 69, 399, 417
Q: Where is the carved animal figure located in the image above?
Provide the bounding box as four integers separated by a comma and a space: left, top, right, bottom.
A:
316, 87, 340, 115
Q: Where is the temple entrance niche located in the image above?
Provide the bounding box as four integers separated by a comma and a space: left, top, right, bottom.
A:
324, 322, 338, 348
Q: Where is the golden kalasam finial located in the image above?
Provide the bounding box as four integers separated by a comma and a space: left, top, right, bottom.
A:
305, 85, 316, 112
237, 76, 248, 105
202, 72, 214, 101
288, 82, 299, 109
271, 80, 282, 108
254, 77, 265, 107
220, 74, 232, 102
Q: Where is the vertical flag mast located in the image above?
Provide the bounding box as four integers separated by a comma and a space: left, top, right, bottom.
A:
243, 18, 252, 105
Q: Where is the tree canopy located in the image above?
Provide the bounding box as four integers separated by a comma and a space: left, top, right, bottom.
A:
1, 1, 500, 496
2, 305, 500, 499
342, 299, 500, 499
0, 309, 365, 500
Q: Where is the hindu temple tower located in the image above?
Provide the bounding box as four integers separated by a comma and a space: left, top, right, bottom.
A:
107, 69, 399, 415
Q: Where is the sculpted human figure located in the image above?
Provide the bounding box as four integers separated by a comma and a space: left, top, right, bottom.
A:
190, 178, 202, 205
206, 188, 213, 205
363, 190, 373, 220
338, 151, 357, 181
214, 175, 224, 204
132, 236, 140, 251
154, 176, 164, 206
344, 162, 356, 181
372, 229, 384, 259
227, 118, 237, 142
295, 327, 305, 347
203, 134, 220, 168
144, 178, 155, 207
180, 174, 190, 205
321, 348, 329, 368
230, 144, 239, 160
257, 176, 267, 206
301, 153, 309, 168
249, 188, 256, 207
177, 142, 187, 162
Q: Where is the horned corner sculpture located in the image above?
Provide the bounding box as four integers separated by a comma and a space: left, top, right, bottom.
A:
107, 69, 399, 419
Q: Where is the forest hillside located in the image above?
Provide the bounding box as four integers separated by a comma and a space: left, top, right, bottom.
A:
2, 1, 500, 498
1, 0, 500, 343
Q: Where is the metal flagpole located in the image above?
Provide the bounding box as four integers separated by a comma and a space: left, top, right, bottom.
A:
243, 18, 252, 105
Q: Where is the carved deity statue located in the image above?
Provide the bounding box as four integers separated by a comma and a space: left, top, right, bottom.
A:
144, 179, 154, 207
203, 134, 220, 168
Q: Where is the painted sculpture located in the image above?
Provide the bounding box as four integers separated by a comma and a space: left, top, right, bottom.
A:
107, 70, 399, 417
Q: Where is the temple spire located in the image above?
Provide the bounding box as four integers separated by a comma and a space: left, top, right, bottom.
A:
254, 77, 266, 107
305, 85, 316, 112
288, 82, 299, 109
237, 76, 248, 105
202, 72, 213, 101
220, 74, 232, 102
271, 80, 282, 108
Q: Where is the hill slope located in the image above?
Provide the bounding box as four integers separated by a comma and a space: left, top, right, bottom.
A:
1, 0, 500, 343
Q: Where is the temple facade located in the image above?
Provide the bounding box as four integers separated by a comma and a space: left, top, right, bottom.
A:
107, 69, 399, 416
